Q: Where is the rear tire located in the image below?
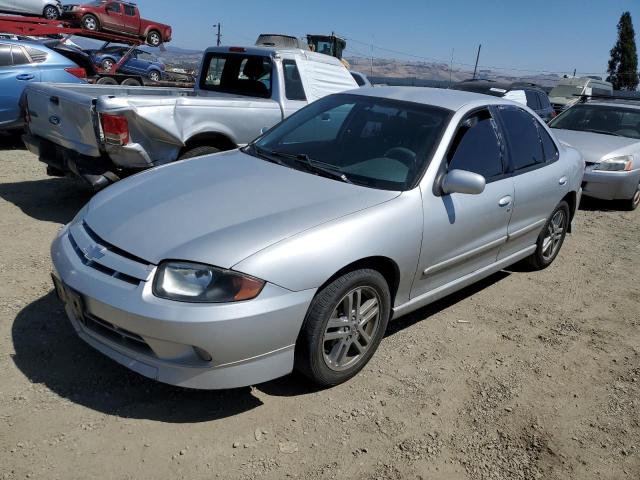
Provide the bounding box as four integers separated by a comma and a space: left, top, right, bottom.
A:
178, 146, 220, 160
101, 59, 115, 72
524, 200, 570, 270
96, 76, 118, 85
294, 269, 391, 387
43, 5, 60, 20
81, 14, 99, 31
121, 78, 141, 87
147, 30, 161, 47
621, 187, 640, 211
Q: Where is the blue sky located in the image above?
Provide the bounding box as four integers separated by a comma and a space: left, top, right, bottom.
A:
135, 0, 638, 77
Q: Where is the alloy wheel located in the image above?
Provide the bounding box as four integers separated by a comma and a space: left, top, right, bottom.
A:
149, 71, 160, 81
632, 189, 640, 209
322, 286, 380, 372
84, 17, 97, 30
149, 32, 161, 46
102, 60, 114, 72
542, 210, 566, 261
44, 6, 59, 20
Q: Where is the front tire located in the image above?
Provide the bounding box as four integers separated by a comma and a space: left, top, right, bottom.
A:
148, 70, 161, 82
82, 14, 99, 31
295, 269, 391, 387
524, 200, 570, 270
621, 186, 640, 211
43, 5, 60, 20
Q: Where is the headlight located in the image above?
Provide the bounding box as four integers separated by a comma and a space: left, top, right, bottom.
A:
593, 155, 633, 172
153, 261, 265, 303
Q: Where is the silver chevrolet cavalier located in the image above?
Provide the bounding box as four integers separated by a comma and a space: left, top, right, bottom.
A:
51, 87, 584, 389
549, 97, 640, 210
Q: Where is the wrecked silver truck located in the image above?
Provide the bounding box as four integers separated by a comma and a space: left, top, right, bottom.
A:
22, 45, 358, 189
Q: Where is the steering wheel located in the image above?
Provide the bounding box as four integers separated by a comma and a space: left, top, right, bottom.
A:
384, 147, 417, 170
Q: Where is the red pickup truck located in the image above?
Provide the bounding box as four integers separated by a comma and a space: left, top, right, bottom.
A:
63, 1, 172, 46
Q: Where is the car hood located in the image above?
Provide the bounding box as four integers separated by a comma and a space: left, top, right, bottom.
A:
84, 150, 400, 269
551, 129, 640, 163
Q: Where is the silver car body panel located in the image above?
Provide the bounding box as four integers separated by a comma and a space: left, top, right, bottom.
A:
51, 87, 584, 389
553, 127, 640, 201
0, 0, 60, 16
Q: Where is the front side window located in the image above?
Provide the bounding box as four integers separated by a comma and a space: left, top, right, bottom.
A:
499, 107, 546, 170
549, 104, 640, 139
106, 3, 121, 13
283, 59, 306, 101
201, 53, 272, 98
250, 94, 451, 190
447, 109, 504, 180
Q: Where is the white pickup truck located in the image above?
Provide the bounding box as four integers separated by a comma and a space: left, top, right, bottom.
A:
22, 45, 358, 189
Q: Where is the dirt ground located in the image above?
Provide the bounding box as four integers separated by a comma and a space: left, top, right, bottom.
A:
0, 134, 638, 480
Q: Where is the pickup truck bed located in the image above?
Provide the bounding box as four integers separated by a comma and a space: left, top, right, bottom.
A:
23, 45, 358, 189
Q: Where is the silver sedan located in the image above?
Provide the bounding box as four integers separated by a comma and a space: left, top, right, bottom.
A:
51, 87, 584, 389
550, 98, 640, 210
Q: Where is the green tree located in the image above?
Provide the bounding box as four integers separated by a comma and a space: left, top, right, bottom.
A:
607, 12, 639, 91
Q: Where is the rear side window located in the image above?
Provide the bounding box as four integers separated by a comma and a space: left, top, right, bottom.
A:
499, 107, 545, 170
0, 44, 11, 67
537, 124, 559, 162
525, 90, 541, 110
351, 72, 365, 86
201, 53, 272, 98
537, 92, 551, 109
447, 109, 504, 180
25, 47, 48, 63
11, 46, 29, 65
283, 59, 306, 101
124, 5, 136, 16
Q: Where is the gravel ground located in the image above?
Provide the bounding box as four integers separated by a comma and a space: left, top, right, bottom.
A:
0, 135, 638, 480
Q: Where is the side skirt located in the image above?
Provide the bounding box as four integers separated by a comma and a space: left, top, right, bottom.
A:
391, 245, 536, 320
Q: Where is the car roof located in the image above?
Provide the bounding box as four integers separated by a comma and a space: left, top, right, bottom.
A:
454, 79, 544, 92
205, 45, 347, 67
578, 99, 640, 110
348, 86, 522, 111
0, 38, 54, 51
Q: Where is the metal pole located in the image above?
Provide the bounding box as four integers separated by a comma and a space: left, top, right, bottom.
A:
472, 44, 482, 80
214, 22, 221, 46
449, 48, 454, 86
370, 42, 373, 76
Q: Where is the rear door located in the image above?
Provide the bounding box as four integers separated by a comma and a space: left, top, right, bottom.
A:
0, 44, 40, 127
495, 105, 567, 259
412, 107, 514, 297
102, 2, 124, 31
122, 4, 139, 35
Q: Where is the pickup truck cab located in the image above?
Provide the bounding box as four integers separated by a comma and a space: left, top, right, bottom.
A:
63, 1, 172, 47
22, 45, 358, 189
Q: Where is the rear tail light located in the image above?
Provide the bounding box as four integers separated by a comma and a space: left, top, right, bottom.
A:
65, 67, 87, 79
101, 113, 130, 146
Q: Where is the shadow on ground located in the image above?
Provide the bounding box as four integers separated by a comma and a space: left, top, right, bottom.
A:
13, 272, 512, 416
0, 178, 92, 224
0, 131, 26, 150
578, 196, 626, 212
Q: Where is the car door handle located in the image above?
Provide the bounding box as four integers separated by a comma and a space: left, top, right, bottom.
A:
498, 196, 513, 207
16, 74, 35, 81
558, 176, 568, 186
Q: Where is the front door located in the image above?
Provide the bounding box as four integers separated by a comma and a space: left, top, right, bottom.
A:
102, 2, 124, 31
412, 107, 513, 298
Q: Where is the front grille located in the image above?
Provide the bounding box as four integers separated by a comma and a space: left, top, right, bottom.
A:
67, 222, 152, 286
82, 313, 154, 357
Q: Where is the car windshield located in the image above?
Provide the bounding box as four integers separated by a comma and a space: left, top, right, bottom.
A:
200, 52, 272, 98
549, 85, 584, 99
248, 94, 451, 191
549, 104, 640, 139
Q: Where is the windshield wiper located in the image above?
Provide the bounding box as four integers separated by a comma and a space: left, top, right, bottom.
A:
266, 150, 353, 184
582, 129, 623, 137
245, 144, 288, 167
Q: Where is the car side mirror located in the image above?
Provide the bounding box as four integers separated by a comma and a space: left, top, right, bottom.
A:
441, 169, 486, 195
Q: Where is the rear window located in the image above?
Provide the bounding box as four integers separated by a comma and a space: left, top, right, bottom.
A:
525, 90, 541, 110
200, 52, 272, 98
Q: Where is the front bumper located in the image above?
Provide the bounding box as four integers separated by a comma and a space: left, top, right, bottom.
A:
51, 225, 315, 389
582, 167, 640, 201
